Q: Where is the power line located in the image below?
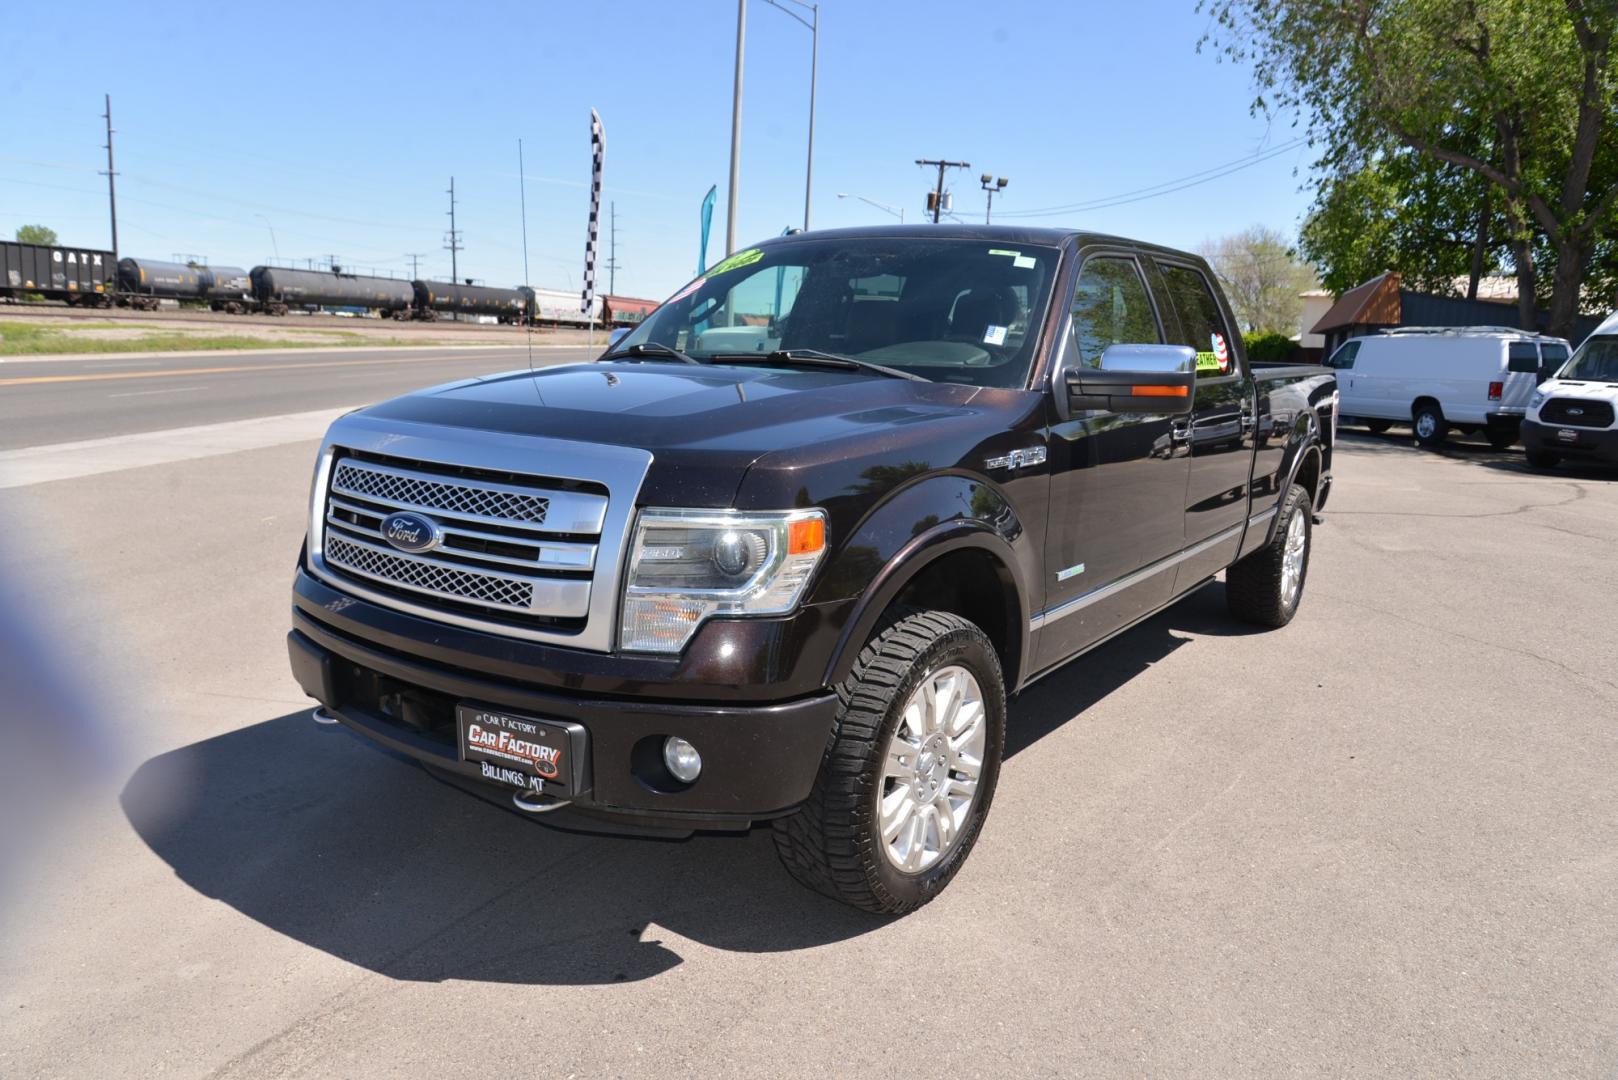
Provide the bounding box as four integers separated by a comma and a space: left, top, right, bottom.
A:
996, 137, 1309, 219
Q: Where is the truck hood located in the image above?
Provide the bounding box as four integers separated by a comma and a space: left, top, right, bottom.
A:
356, 360, 1009, 506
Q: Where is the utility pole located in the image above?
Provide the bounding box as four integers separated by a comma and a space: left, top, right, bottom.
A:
517, 139, 531, 289
726, 0, 746, 255
404, 253, 426, 278
980, 173, 1009, 224
761, 0, 818, 231
101, 94, 119, 261
444, 176, 463, 284
605, 201, 620, 295
916, 158, 970, 223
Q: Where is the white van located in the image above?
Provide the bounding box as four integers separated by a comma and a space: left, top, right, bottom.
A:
1521, 310, 1618, 470
1325, 327, 1572, 448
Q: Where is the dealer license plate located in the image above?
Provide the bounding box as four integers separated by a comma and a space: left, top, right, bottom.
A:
457, 704, 581, 797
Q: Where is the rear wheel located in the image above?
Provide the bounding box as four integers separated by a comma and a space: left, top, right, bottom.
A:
772, 610, 1005, 915
1364, 419, 1393, 434
1227, 483, 1313, 628
1526, 449, 1561, 469
1413, 404, 1449, 447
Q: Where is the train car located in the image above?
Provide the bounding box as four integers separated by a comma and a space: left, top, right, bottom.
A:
412, 280, 528, 323
251, 266, 414, 317
202, 266, 254, 313
1, 241, 115, 305
520, 285, 601, 327
118, 258, 208, 309
602, 294, 658, 327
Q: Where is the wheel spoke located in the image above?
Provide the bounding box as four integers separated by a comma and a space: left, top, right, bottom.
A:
881, 790, 916, 841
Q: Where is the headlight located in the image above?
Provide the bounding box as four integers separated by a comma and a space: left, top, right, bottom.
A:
619, 508, 828, 653
1529, 389, 1547, 411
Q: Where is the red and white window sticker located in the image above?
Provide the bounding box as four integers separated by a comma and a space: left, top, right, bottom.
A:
1211, 332, 1230, 373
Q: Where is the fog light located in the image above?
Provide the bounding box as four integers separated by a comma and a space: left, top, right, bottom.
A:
663, 736, 702, 784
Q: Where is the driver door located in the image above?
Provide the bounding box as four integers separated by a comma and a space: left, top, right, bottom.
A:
1034, 251, 1190, 673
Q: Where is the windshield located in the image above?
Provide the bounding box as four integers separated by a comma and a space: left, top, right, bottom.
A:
1557, 336, 1618, 383
617, 237, 1061, 389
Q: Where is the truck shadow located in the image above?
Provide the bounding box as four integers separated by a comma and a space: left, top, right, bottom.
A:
123, 584, 1226, 986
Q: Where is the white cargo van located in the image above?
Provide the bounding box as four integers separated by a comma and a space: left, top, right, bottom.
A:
1325, 327, 1571, 448
1522, 310, 1618, 470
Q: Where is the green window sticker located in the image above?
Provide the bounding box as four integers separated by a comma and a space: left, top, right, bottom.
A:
1194, 351, 1221, 373
707, 248, 765, 276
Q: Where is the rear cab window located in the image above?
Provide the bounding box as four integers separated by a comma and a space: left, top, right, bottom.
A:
1154, 262, 1238, 378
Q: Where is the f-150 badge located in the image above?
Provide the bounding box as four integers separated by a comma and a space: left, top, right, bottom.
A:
985, 446, 1048, 470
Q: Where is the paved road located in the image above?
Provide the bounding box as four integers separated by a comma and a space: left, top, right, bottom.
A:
1, 408, 1616, 1077
0, 345, 593, 449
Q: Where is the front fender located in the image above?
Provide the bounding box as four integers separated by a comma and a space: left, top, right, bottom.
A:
808, 474, 1035, 689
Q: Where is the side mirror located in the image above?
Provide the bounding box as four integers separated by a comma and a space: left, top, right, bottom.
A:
1066, 344, 1197, 415
607, 326, 631, 349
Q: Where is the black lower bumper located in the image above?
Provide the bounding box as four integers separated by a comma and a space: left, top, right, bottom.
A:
1522, 419, 1618, 463
287, 615, 838, 837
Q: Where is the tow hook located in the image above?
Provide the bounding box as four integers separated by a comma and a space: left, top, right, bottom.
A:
512, 790, 572, 814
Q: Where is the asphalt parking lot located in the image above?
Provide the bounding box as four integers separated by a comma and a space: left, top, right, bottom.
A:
2, 419, 1616, 1078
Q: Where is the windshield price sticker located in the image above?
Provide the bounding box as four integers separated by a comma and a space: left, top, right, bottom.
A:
707, 247, 765, 276
983, 324, 1008, 346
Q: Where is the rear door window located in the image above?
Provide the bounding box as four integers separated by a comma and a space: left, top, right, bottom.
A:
1507, 342, 1541, 374
1156, 262, 1237, 378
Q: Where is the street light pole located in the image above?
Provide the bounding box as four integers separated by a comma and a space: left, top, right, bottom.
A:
762, 0, 819, 231
726, 0, 746, 255
980, 173, 1009, 223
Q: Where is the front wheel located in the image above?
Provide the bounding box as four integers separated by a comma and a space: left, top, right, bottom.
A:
1486, 425, 1519, 450
1226, 483, 1314, 628
1526, 449, 1561, 469
773, 610, 1006, 915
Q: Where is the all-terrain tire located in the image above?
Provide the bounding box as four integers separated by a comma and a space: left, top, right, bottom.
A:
772, 610, 1006, 915
1226, 483, 1314, 628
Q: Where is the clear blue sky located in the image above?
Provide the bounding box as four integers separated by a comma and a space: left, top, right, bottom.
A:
1, 0, 1312, 301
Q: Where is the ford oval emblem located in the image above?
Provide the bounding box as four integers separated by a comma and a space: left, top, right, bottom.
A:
380, 511, 442, 554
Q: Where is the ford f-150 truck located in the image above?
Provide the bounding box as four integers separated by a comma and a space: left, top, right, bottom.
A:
288, 226, 1336, 914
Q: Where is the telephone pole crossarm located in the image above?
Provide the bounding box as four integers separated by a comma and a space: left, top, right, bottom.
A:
915, 158, 970, 223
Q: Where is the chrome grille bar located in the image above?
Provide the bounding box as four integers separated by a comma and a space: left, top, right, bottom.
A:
327, 496, 597, 571
330, 459, 609, 534
324, 533, 591, 618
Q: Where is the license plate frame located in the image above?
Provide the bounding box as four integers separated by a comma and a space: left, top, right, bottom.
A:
1557, 428, 1580, 443
456, 704, 588, 798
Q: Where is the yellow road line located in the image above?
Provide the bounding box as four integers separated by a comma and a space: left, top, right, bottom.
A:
0, 351, 513, 388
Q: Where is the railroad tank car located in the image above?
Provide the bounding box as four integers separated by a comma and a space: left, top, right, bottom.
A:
520, 285, 601, 326
251, 266, 415, 316
1, 241, 115, 305
202, 266, 254, 313
118, 258, 208, 309
412, 280, 528, 323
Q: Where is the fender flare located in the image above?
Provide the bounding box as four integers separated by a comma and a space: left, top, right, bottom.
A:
1265, 420, 1323, 546
822, 519, 1030, 690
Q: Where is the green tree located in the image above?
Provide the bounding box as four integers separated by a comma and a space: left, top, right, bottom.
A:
15, 225, 57, 246
1201, 0, 1618, 338
1198, 225, 1319, 333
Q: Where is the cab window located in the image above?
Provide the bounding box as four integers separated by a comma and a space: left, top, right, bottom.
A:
1069, 256, 1159, 368
1327, 341, 1360, 370
1156, 262, 1237, 378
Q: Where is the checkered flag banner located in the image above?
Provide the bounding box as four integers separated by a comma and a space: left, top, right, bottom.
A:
582, 108, 605, 314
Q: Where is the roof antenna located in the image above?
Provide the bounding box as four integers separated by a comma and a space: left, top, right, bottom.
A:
519, 138, 534, 375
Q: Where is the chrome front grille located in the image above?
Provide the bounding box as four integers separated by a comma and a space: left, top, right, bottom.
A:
331, 460, 552, 526
325, 534, 538, 610
319, 453, 606, 628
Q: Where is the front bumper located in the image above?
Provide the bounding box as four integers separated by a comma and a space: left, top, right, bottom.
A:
289, 574, 840, 837
1522, 419, 1618, 463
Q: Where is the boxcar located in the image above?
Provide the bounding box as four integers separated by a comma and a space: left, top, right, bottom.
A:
1, 241, 115, 304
